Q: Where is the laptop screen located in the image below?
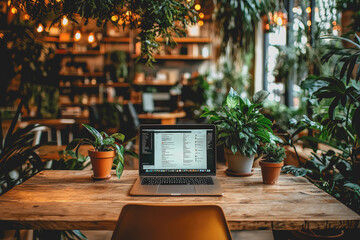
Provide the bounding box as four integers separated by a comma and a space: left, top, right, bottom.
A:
139, 125, 216, 176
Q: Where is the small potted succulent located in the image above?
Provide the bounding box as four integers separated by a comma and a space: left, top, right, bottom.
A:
259, 143, 286, 184
201, 88, 275, 174
67, 124, 125, 180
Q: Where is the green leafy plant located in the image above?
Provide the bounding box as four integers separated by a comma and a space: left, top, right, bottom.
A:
201, 88, 275, 157
50, 150, 90, 170
259, 143, 285, 163
283, 35, 360, 214
12, 0, 197, 65
283, 150, 360, 214
66, 124, 125, 178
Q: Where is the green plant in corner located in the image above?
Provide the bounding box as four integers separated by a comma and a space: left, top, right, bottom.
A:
201, 88, 275, 157
66, 124, 125, 178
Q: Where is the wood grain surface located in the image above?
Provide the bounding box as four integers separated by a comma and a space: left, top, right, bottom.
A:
0, 169, 359, 231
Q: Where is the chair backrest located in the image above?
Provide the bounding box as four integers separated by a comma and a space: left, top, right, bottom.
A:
111, 204, 232, 240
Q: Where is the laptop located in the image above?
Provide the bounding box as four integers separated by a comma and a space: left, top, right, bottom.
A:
130, 124, 223, 196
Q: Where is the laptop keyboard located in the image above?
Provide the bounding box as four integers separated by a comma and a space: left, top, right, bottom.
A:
141, 177, 214, 185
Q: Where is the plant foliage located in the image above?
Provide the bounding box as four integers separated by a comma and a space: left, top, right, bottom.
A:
12, 0, 197, 65
284, 35, 360, 214
66, 124, 125, 178
259, 143, 285, 163
283, 150, 360, 214
0, 124, 43, 195
214, 0, 273, 61
201, 88, 275, 157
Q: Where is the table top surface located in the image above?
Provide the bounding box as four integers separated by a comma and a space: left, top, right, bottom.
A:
0, 169, 359, 231
137, 111, 186, 119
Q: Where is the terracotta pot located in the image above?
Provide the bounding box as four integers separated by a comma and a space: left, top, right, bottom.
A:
88, 149, 115, 180
259, 160, 284, 184
224, 147, 254, 173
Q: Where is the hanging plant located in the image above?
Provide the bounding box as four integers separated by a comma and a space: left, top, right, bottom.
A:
214, 0, 274, 61
11, 0, 198, 65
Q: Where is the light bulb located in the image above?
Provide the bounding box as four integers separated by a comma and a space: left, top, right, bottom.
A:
88, 33, 95, 43
194, 4, 201, 11
62, 16, 68, 26
199, 13, 204, 19
198, 20, 204, 27
74, 30, 81, 41
11, 7, 17, 14
306, 7, 311, 13
24, 14, 30, 20
111, 15, 118, 21
37, 24, 44, 33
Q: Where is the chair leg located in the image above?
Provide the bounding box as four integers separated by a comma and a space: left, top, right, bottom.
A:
33, 131, 42, 146
47, 128, 52, 142
56, 130, 62, 146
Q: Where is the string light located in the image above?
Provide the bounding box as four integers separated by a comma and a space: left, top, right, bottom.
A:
7, 1, 11, 7
88, 32, 95, 43
332, 21, 337, 26
111, 15, 119, 21
56, 0, 61, 2
306, 7, 311, 13
37, 24, 44, 33
24, 14, 30, 20
186, 0, 191, 3
198, 20, 204, 27
62, 16, 68, 26
11, 7, 17, 14
74, 30, 81, 41
0, 33, 4, 39
199, 13, 204, 19
307, 20, 311, 26
194, 4, 201, 11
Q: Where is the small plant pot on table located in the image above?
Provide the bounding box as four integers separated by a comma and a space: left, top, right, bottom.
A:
88, 150, 115, 180
259, 160, 284, 184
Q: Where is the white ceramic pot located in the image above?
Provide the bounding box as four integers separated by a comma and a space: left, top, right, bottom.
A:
224, 147, 254, 173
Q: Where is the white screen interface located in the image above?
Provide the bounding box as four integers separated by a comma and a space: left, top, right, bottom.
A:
141, 129, 214, 173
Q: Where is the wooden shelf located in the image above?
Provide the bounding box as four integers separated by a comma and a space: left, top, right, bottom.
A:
132, 54, 211, 60
133, 80, 177, 86
59, 72, 104, 78
156, 37, 212, 43
102, 37, 131, 43
55, 50, 104, 56
72, 82, 130, 88
43, 36, 131, 44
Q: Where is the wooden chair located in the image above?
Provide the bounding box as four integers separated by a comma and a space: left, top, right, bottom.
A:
111, 204, 232, 240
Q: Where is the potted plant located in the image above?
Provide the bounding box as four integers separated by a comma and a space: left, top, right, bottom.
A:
201, 88, 275, 174
67, 124, 125, 180
258, 143, 285, 184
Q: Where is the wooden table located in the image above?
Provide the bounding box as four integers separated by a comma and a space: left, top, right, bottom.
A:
19, 119, 76, 146
36, 145, 93, 161
0, 169, 359, 231
137, 111, 186, 125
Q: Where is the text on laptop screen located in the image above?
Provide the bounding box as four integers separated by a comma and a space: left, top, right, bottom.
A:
140, 129, 215, 174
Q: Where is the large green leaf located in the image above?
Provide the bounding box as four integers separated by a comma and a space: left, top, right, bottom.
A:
110, 133, 125, 142
252, 90, 269, 104
226, 87, 239, 109
352, 106, 360, 137
82, 124, 103, 144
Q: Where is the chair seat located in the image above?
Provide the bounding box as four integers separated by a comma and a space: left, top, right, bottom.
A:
111, 204, 232, 240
